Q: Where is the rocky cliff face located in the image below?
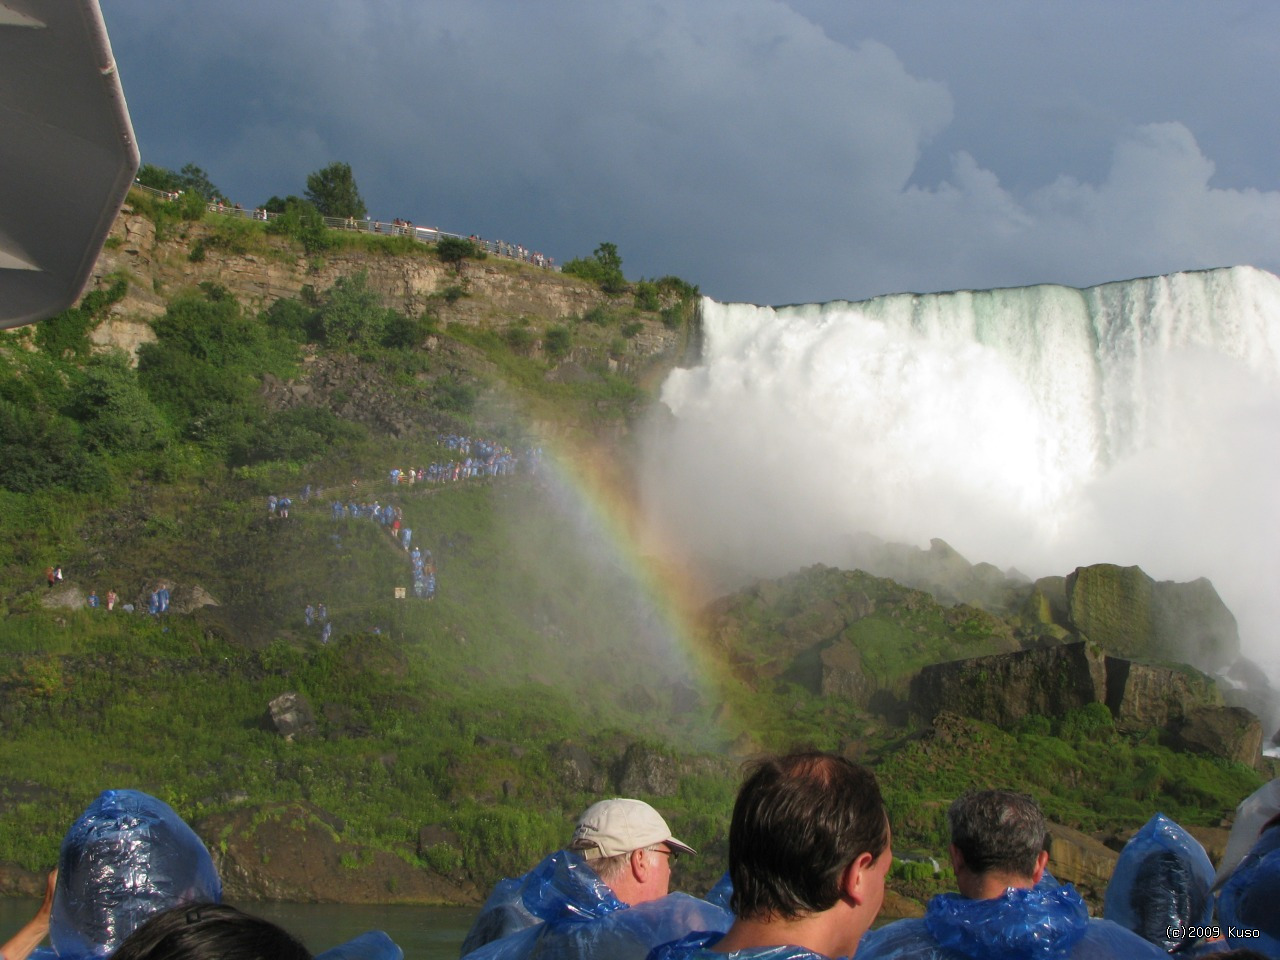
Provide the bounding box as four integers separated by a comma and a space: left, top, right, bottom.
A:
910, 642, 1109, 729
88, 206, 680, 365
909, 641, 1261, 766
97, 208, 600, 323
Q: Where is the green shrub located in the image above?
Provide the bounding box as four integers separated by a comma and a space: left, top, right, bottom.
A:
1057, 702, 1115, 741
436, 237, 486, 267
543, 326, 571, 361
262, 297, 317, 343
69, 351, 171, 454
504, 326, 534, 355
266, 198, 332, 254
433, 374, 477, 414
561, 243, 627, 294
316, 272, 394, 347
35, 275, 128, 360
633, 281, 660, 312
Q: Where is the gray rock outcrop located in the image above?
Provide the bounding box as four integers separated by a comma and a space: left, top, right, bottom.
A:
910, 642, 1108, 728
264, 691, 317, 741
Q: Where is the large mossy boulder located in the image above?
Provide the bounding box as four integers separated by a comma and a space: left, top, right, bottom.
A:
1065, 564, 1239, 670
1065, 565, 1156, 657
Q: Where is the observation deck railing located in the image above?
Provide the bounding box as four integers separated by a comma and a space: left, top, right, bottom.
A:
130, 182, 556, 269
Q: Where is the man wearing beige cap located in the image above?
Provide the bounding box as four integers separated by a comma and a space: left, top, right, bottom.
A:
568, 798, 696, 906
459, 797, 728, 960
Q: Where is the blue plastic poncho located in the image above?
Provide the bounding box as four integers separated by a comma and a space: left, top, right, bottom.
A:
703, 874, 733, 910
463, 890, 731, 960
1103, 813, 1214, 952
1217, 825, 1280, 957
855, 882, 1169, 960
41, 790, 222, 960
648, 930, 831, 960
315, 930, 405, 960
460, 850, 623, 954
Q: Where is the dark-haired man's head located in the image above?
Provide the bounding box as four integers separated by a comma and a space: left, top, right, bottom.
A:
110, 903, 310, 960
716, 751, 891, 959
947, 790, 1050, 899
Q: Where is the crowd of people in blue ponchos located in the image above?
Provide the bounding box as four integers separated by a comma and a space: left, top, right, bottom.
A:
8, 754, 1275, 960
449, 757, 1280, 960
383, 435, 542, 487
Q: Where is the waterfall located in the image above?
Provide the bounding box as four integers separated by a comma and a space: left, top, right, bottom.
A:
641, 265, 1280, 680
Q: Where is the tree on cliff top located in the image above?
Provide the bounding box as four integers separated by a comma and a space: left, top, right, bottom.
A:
304, 162, 368, 220
562, 242, 627, 294
137, 162, 226, 203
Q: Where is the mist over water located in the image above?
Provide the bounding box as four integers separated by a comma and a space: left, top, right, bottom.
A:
640, 266, 1280, 685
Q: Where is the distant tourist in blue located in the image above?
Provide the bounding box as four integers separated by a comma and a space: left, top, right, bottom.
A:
651, 751, 890, 960
304, 604, 315, 627
855, 790, 1167, 960
320, 621, 332, 644
87, 591, 99, 610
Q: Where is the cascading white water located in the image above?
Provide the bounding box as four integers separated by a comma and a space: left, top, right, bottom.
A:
641, 265, 1280, 680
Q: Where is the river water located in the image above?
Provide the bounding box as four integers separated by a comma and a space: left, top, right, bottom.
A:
0, 900, 478, 960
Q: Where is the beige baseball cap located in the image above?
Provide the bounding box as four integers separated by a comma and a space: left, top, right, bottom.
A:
570, 798, 696, 860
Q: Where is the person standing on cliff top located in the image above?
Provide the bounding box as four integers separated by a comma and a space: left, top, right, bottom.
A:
856, 790, 1168, 960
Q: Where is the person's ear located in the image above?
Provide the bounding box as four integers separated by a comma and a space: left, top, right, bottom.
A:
842, 851, 875, 905
631, 847, 650, 881
948, 844, 965, 875
1031, 849, 1049, 883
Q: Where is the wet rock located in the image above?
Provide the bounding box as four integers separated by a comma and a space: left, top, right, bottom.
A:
910, 641, 1108, 728
1173, 705, 1262, 766
264, 691, 317, 741
548, 741, 605, 793
1066, 564, 1239, 670
614, 742, 679, 797
1106, 659, 1220, 733
820, 639, 876, 706
1046, 821, 1118, 903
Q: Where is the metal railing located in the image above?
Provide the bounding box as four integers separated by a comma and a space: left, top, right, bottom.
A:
130, 182, 557, 269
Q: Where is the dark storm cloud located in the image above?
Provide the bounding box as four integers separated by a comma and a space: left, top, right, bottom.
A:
100, 0, 1280, 304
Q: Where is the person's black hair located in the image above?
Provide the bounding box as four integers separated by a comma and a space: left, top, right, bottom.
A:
728, 751, 889, 921
109, 903, 311, 960
947, 790, 1047, 878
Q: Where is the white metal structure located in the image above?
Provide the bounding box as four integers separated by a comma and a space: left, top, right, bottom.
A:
0, 0, 138, 328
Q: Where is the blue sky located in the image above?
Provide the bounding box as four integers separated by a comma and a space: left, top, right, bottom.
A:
100, 0, 1280, 305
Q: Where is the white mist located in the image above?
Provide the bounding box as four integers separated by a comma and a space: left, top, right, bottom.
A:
642, 266, 1280, 688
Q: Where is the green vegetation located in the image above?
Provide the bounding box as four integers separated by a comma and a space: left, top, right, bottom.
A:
136, 162, 226, 203
435, 236, 487, 268
304, 161, 368, 220
561, 242, 627, 294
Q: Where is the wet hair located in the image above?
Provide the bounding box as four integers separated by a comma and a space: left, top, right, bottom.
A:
948, 790, 1048, 878
109, 903, 311, 960
728, 752, 889, 921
